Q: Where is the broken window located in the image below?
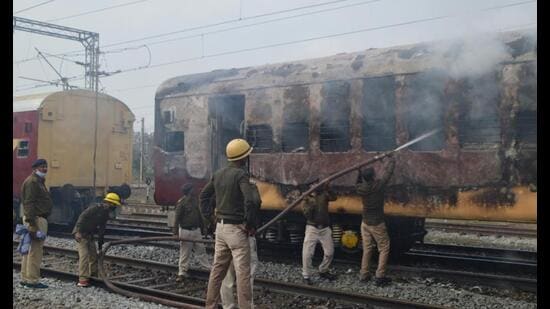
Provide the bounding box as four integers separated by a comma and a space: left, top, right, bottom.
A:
163, 110, 174, 124
404, 71, 446, 151
283, 86, 310, 153
246, 124, 273, 153
164, 131, 184, 152
459, 75, 501, 149
362, 76, 396, 151
320, 81, 351, 152
17, 140, 29, 158
282, 122, 309, 152
516, 110, 536, 148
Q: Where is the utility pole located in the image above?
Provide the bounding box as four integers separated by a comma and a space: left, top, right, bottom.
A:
140, 118, 145, 187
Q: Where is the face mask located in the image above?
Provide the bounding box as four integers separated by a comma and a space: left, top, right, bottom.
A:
35, 171, 47, 178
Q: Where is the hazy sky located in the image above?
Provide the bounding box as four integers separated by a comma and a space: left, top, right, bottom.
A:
13, 0, 537, 132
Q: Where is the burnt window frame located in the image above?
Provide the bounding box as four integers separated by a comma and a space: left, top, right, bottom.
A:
282, 121, 309, 153
404, 71, 446, 152
361, 76, 397, 152
163, 131, 185, 152
320, 81, 352, 153
17, 140, 29, 158
163, 109, 174, 124
246, 124, 274, 153
458, 74, 501, 150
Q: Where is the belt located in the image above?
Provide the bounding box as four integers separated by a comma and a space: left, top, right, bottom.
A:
217, 218, 243, 225
308, 223, 329, 229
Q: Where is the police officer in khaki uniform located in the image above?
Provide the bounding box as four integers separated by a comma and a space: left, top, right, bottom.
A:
201, 139, 260, 309
73, 192, 121, 287
220, 178, 261, 309
357, 155, 395, 286
301, 182, 338, 284
173, 183, 211, 281
20, 159, 53, 289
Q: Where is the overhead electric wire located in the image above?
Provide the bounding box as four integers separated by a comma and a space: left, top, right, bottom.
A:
103, 0, 538, 76
14, 0, 55, 14
46, 0, 152, 22
14, 0, 360, 63
14, 0, 535, 93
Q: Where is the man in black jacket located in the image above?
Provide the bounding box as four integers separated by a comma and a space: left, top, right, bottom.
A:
173, 183, 211, 281
356, 155, 395, 286
201, 139, 260, 309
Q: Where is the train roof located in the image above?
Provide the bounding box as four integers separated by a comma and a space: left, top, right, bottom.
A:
13, 89, 134, 115
156, 29, 536, 100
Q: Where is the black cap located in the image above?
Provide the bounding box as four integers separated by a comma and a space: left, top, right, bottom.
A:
181, 183, 194, 194
32, 159, 48, 168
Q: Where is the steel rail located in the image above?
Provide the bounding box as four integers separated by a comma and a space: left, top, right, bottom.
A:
96, 236, 450, 309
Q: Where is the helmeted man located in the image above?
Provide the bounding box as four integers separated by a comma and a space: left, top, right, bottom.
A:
220, 179, 261, 309
301, 182, 338, 285
72, 192, 122, 287
174, 183, 211, 281
20, 158, 53, 289
201, 138, 260, 309
356, 155, 396, 286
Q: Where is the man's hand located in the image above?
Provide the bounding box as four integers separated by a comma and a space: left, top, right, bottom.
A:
74, 232, 82, 242
246, 226, 256, 236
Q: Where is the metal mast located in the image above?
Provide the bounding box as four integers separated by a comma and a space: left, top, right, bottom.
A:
13, 16, 99, 91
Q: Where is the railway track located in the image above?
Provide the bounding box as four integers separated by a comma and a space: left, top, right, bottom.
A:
122, 203, 537, 238
13, 242, 449, 309
425, 221, 537, 238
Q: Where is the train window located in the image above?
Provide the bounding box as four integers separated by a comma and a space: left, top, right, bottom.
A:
163, 110, 174, 124
246, 124, 273, 153
17, 140, 29, 158
164, 131, 184, 152
459, 75, 501, 149
516, 110, 536, 147
362, 76, 396, 151
320, 81, 351, 152
24, 122, 32, 133
282, 122, 309, 152
404, 71, 446, 151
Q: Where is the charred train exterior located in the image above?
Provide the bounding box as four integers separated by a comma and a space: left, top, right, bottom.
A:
153, 30, 536, 253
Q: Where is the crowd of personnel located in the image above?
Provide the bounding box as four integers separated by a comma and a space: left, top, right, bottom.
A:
17, 138, 396, 308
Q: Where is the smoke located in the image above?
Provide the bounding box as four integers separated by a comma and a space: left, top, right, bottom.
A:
433, 33, 510, 79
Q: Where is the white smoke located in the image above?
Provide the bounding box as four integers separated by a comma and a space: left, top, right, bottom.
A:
433, 33, 510, 79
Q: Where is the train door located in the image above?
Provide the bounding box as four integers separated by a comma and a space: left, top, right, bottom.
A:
208, 95, 245, 172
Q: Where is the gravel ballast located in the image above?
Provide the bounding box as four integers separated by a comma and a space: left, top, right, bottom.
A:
26, 234, 537, 309
13, 269, 172, 309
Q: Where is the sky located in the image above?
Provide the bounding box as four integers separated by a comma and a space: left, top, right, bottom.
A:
13, 0, 537, 133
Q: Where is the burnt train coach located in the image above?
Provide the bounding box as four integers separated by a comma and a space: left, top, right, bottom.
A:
153, 29, 536, 254
13, 89, 135, 226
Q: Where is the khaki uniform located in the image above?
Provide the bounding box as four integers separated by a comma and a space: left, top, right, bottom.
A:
221, 236, 258, 309
72, 204, 111, 281
20, 173, 53, 284
301, 189, 337, 279
357, 159, 395, 279
174, 194, 211, 274
200, 162, 261, 309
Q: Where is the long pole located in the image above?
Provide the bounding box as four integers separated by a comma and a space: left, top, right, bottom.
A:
140, 118, 144, 187
256, 128, 441, 234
